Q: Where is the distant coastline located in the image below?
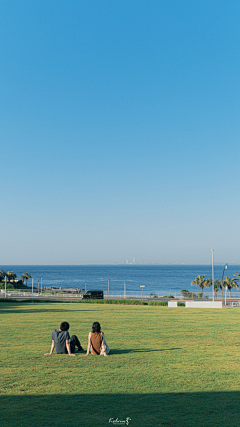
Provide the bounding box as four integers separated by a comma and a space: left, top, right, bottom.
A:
1, 263, 239, 266
1, 265, 240, 296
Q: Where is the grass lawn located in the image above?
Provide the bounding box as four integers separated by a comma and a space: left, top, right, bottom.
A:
1, 301, 240, 427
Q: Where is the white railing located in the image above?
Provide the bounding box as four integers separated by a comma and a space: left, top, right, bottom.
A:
1, 289, 240, 300
0, 289, 83, 299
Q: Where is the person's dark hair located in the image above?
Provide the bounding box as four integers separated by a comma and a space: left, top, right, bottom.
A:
92, 322, 101, 333
60, 322, 69, 331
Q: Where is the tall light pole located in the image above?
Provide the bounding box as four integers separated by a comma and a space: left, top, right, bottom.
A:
211, 250, 214, 301
140, 285, 145, 300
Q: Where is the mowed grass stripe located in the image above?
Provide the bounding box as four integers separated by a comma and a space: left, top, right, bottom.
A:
1, 301, 240, 426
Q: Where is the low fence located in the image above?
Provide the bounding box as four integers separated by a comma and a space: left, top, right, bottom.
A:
0, 290, 83, 300
1, 289, 240, 301
103, 291, 240, 300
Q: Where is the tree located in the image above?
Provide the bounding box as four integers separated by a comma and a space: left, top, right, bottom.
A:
6, 271, 17, 282
181, 289, 190, 297
220, 279, 225, 301
233, 272, 240, 281
20, 272, 32, 287
223, 276, 239, 298
0, 270, 7, 282
191, 274, 212, 293
213, 279, 222, 298
181, 289, 196, 298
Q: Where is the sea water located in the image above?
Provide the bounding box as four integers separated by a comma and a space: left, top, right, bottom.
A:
2, 265, 240, 297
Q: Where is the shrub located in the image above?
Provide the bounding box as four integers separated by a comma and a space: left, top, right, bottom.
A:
181, 289, 196, 298
78, 299, 147, 305
0, 282, 14, 290
148, 301, 168, 306
181, 289, 189, 297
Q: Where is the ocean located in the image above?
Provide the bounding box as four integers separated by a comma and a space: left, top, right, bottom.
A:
1, 264, 240, 297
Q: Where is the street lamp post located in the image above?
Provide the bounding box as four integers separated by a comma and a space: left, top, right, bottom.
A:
221, 264, 228, 301
211, 250, 214, 301
140, 285, 145, 300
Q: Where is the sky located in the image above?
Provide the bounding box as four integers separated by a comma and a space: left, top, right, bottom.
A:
1, 0, 240, 265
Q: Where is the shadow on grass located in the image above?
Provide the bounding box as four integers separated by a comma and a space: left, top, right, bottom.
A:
0, 308, 91, 314
0, 301, 91, 314
110, 348, 181, 354
0, 392, 239, 427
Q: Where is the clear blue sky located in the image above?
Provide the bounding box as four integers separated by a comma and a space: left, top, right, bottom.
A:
1, 1, 240, 264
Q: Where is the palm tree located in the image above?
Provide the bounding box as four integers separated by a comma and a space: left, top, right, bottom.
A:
7, 271, 17, 282
0, 270, 7, 282
213, 279, 222, 298
191, 274, 212, 294
20, 272, 32, 287
233, 272, 240, 281
219, 280, 225, 300
223, 276, 239, 298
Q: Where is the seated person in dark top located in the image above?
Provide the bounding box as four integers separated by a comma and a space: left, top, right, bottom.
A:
44, 321, 83, 356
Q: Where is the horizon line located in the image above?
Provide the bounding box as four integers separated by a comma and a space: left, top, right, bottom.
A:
1, 263, 239, 267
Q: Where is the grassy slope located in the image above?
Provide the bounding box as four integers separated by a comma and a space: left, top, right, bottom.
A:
1, 301, 240, 427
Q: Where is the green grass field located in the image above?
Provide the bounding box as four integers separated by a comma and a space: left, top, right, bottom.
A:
1, 301, 240, 427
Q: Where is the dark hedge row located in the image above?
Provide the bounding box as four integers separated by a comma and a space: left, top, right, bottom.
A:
77, 299, 147, 305
0, 299, 185, 306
